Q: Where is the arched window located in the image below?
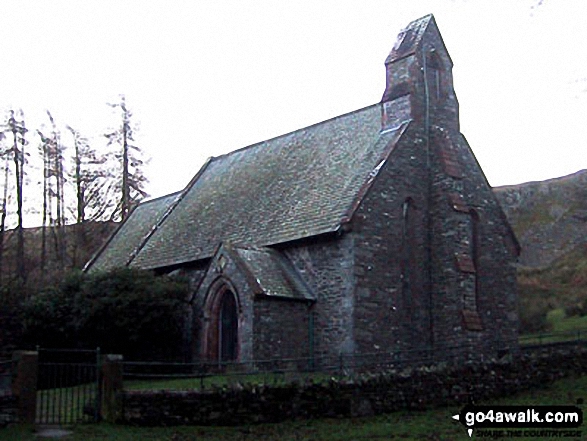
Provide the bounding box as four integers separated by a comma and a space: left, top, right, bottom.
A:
401, 198, 414, 310
470, 209, 481, 302
427, 50, 444, 101
461, 209, 483, 331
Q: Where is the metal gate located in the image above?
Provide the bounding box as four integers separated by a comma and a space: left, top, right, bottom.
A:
36, 348, 101, 424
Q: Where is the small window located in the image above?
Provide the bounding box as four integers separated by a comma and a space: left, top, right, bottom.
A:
401, 198, 414, 303
462, 209, 483, 332
470, 209, 481, 300
427, 50, 444, 101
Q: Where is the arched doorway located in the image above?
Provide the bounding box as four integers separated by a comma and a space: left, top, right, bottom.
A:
218, 291, 238, 362
204, 283, 240, 363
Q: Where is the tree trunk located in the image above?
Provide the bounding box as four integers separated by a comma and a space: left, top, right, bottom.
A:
0, 155, 10, 282
12, 122, 25, 283
122, 117, 129, 221
41, 141, 48, 274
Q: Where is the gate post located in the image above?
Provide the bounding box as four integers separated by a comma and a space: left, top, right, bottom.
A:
101, 354, 123, 423
11, 350, 38, 424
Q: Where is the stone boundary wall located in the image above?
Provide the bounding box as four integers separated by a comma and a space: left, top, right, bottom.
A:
0, 395, 17, 427
122, 346, 587, 426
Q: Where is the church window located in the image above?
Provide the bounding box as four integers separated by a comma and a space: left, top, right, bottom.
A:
461, 209, 483, 331
427, 50, 444, 101
401, 198, 414, 308
470, 209, 481, 302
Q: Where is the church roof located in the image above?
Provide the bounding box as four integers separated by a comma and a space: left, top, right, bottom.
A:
85, 192, 180, 272
126, 104, 409, 270
234, 246, 315, 301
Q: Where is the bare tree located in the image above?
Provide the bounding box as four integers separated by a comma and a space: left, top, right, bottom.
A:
104, 95, 148, 221
67, 125, 117, 265
38, 111, 68, 271
0, 131, 11, 282
6, 110, 28, 282
38, 128, 50, 273
68, 126, 116, 224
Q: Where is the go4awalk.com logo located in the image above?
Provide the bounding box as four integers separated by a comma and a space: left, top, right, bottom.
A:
452, 405, 583, 438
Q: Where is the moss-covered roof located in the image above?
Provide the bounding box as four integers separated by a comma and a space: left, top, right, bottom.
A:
233, 246, 315, 301
86, 103, 409, 271
125, 104, 407, 269
85, 192, 180, 272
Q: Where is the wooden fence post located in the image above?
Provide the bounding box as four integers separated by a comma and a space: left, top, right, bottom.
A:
12, 350, 38, 424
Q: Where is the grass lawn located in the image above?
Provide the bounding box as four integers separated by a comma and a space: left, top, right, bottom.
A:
36, 383, 99, 424
519, 309, 587, 345
3, 374, 586, 440
547, 309, 587, 333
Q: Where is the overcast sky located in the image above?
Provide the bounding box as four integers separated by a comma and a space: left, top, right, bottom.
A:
1, 0, 586, 204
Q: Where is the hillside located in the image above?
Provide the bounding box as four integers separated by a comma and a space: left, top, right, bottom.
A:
493, 169, 587, 333
516, 243, 587, 333
1, 221, 117, 286
494, 169, 587, 268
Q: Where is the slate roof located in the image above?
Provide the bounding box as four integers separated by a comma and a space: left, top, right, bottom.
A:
129, 104, 410, 269
234, 246, 315, 301
85, 192, 180, 272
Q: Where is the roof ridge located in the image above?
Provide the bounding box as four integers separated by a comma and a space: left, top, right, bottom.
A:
212, 103, 381, 162
127, 102, 407, 269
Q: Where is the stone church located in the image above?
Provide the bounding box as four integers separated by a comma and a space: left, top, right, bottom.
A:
87, 15, 520, 365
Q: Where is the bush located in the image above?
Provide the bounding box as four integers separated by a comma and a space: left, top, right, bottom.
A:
21, 268, 189, 360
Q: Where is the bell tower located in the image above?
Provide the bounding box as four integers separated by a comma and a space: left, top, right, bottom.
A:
381, 14, 459, 133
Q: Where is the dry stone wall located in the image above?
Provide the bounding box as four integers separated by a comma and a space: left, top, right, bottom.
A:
121, 345, 587, 426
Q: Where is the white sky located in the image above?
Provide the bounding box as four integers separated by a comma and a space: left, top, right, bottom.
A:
1, 0, 586, 205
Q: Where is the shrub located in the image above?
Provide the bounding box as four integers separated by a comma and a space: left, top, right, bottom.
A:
21, 268, 189, 360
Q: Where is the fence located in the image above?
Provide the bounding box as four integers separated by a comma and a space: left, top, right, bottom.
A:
35, 348, 102, 424
122, 330, 587, 391
122, 342, 587, 426
4, 349, 122, 424
3, 329, 587, 425
519, 327, 587, 347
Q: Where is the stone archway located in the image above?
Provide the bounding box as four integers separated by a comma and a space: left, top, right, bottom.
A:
204, 282, 240, 363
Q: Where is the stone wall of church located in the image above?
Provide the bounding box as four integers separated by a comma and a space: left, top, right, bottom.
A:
354, 15, 519, 360
350, 124, 432, 355
282, 234, 356, 359
428, 129, 519, 355
350, 121, 518, 360
253, 298, 311, 364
